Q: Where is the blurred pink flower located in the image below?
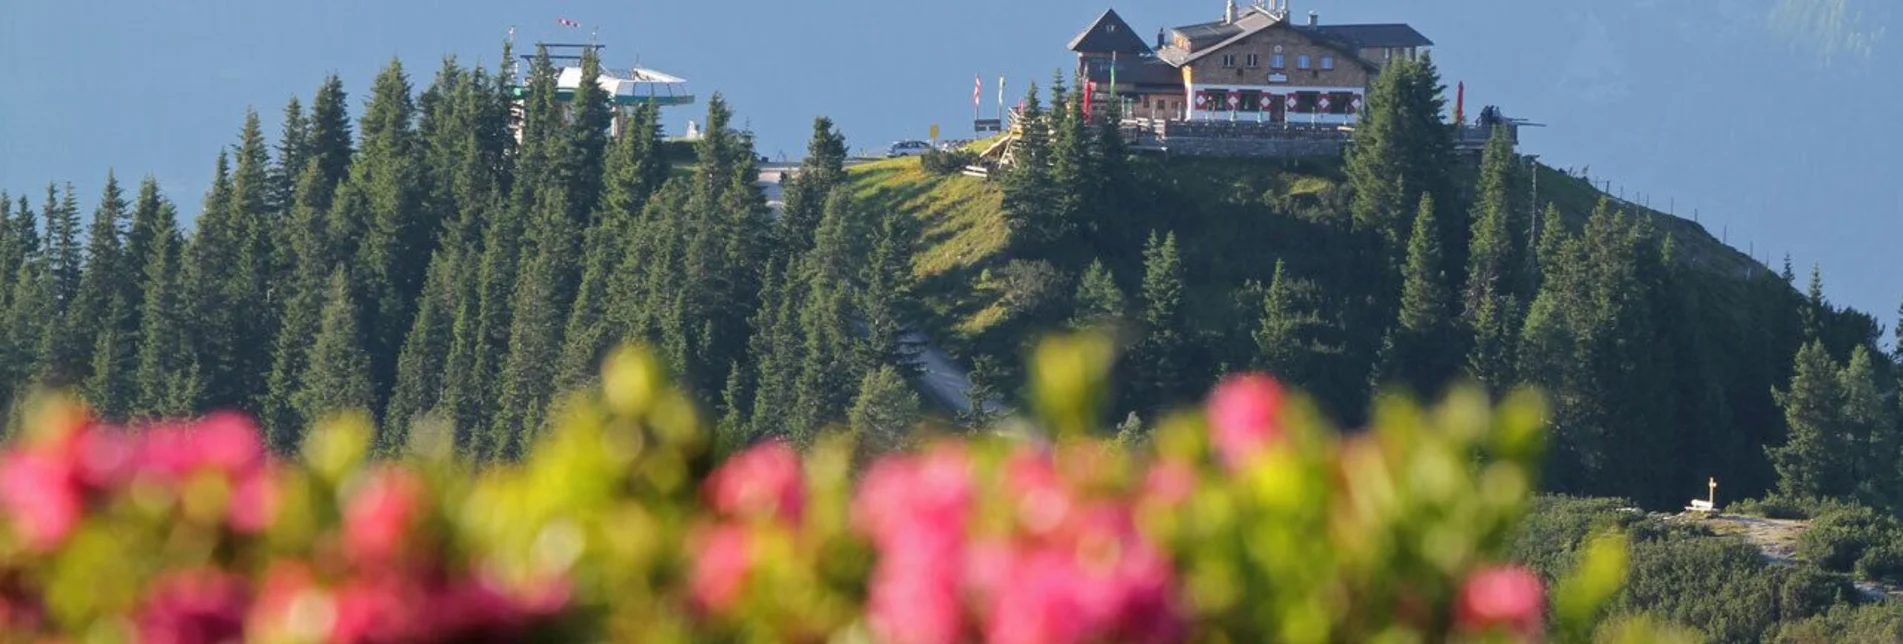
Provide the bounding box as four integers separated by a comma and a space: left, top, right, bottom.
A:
1142, 459, 1197, 508
343, 468, 426, 566
0, 450, 81, 551
704, 441, 804, 524
857, 445, 975, 644
191, 413, 266, 476
1207, 373, 1286, 468
331, 574, 424, 643
690, 523, 754, 614
1006, 450, 1073, 537
136, 569, 250, 644
227, 467, 279, 534
1456, 564, 1545, 638
71, 426, 137, 491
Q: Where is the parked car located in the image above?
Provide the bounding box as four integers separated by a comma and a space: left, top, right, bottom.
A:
885, 140, 932, 158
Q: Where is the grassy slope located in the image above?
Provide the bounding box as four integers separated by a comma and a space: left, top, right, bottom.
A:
847, 153, 1805, 438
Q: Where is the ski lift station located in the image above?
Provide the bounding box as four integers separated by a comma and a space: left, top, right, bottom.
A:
508, 42, 695, 139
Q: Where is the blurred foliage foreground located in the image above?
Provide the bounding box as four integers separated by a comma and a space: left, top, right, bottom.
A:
0, 334, 1693, 643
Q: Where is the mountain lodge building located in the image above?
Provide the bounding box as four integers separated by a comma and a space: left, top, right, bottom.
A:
1070, 1, 1431, 125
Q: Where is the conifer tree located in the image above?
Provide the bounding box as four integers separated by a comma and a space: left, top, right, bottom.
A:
1000, 85, 1058, 254
263, 167, 352, 438
557, 100, 664, 391
383, 246, 460, 450
353, 60, 430, 409
306, 75, 355, 204
1464, 126, 1525, 314
849, 365, 921, 457
0, 259, 52, 405
131, 208, 197, 420
1838, 345, 1896, 505
71, 173, 135, 416
785, 190, 866, 444
44, 183, 83, 310
1070, 258, 1126, 330
857, 208, 917, 374
294, 268, 375, 438
494, 185, 579, 458
1803, 263, 1827, 340
715, 362, 750, 455
1770, 340, 1850, 499
124, 178, 170, 328
271, 95, 309, 219
1256, 259, 1338, 390
1377, 193, 1459, 395
1345, 57, 1453, 250
775, 117, 848, 263
1127, 231, 1186, 412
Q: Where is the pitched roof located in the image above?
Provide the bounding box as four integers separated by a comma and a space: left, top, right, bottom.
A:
1069, 9, 1153, 55
1301, 24, 1434, 49
1158, 8, 1282, 65
1083, 57, 1182, 88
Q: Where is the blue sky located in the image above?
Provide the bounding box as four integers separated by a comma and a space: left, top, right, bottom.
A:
1, 0, 1897, 322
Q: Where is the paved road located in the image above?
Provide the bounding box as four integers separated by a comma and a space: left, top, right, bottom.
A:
903, 330, 1006, 417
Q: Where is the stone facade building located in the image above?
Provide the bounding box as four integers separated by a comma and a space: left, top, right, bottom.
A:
1070, 1, 1430, 125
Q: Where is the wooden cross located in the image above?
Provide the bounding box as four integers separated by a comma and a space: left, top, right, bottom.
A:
1708, 477, 1717, 505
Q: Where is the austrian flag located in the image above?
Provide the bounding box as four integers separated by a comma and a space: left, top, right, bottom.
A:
556, 17, 580, 28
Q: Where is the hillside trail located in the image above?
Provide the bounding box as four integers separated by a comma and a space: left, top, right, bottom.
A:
1674, 513, 1903, 601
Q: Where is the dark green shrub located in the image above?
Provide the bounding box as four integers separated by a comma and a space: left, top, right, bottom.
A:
1856, 543, 1903, 584
920, 149, 976, 175
1798, 505, 1899, 573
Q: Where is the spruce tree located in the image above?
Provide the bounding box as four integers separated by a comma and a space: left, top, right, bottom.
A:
1838, 345, 1896, 506
775, 117, 849, 263
493, 185, 579, 458
0, 260, 52, 406
71, 173, 135, 416
131, 209, 197, 419
38, 183, 85, 386
353, 59, 430, 410
784, 190, 867, 444
1377, 193, 1459, 396
857, 208, 917, 374
1464, 126, 1525, 314
1770, 340, 1850, 499
1803, 263, 1826, 340
557, 100, 664, 391
263, 166, 349, 439
383, 246, 460, 451
293, 268, 375, 437
271, 95, 310, 219
999, 85, 1058, 255
848, 365, 921, 457
1256, 259, 1338, 390
124, 178, 169, 323
1070, 258, 1126, 330
306, 74, 355, 202
1126, 231, 1186, 413
1345, 57, 1453, 250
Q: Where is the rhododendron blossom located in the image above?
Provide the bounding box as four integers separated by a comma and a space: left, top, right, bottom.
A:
1207, 373, 1287, 468
1456, 564, 1546, 638
343, 468, 426, 565
704, 440, 804, 524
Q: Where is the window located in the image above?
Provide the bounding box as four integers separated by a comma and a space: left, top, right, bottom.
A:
1298, 54, 1311, 70
1272, 53, 1286, 69
1245, 53, 1260, 68
1321, 55, 1334, 70
1221, 54, 1237, 68
1106, 24, 1117, 33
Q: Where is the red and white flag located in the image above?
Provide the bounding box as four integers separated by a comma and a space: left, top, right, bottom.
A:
556, 17, 580, 27
974, 75, 982, 109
